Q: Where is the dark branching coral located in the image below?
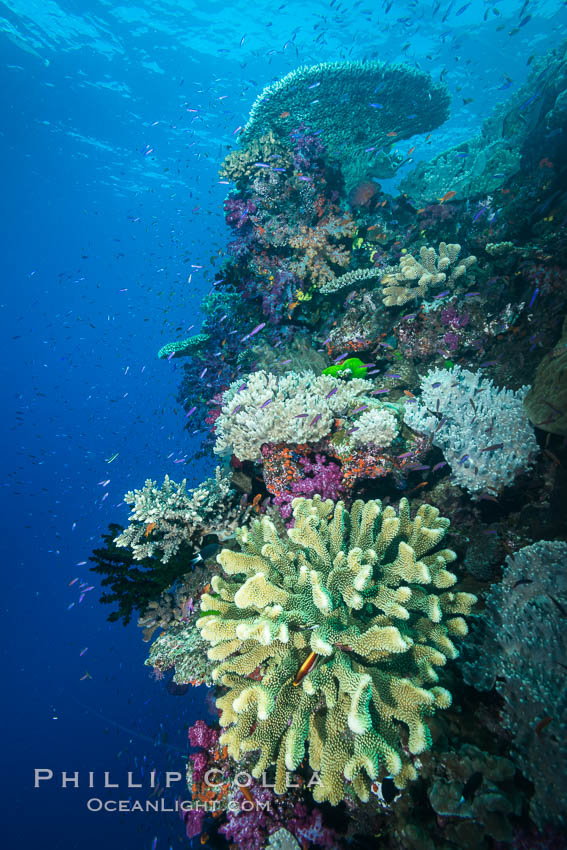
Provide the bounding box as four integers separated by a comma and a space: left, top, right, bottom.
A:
89, 523, 194, 625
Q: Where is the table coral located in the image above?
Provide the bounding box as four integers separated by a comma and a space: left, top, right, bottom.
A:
197, 495, 475, 805
240, 60, 450, 192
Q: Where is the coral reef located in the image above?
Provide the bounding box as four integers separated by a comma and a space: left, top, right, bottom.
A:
197, 495, 475, 805
381, 243, 477, 307
461, 540, 567, 829
404, 365, 538, 498
401, 41, 567, 204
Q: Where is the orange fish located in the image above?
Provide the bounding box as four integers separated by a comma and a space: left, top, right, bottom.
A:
387, 131, 398, 137
293, 651, 320, 686
144, 522, 157, 537
238, 784, 255, 805
200, 834, 209, 845
403, 390, 415, 398
408, 146, 415, 155
408, 481, 428, 493
348, 180, 378, 208
539, 157, 553, 169
280, 111, 291, 118
438, 190, 457, 203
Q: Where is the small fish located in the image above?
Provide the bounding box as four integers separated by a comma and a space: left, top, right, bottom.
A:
325, 388, 338, 399
458, 454, 470, 464
280, 111, 290, 118
456, 1, 471, 14
145, 522, 157, 538
105, 452, 119, 464
408, 481, 428, 493
351, 404, 368, 414
260, 398, 272, 409
293, 651, 320, 686
457, 771, 483, 807
310, 413, 322, 425
481, 443, 503, 452
242, 322, 266, 341
512, 577, 533, 588
438, 190, 457, 203
432, 461, 447, 472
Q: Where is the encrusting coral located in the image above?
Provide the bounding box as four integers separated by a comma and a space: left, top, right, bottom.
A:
381, 242, 476, 307
197, 494, 476, 805
158, 333, 210, 360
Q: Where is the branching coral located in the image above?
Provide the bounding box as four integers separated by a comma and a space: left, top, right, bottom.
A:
403, 365, 538, 498
197, 495, 475, 805
349, 407, 399, 448
381, 243, 476, 307
461, 541, 567, 828
220, 130, 292, 188
320, 266, 382, 295
114, 467, 241, 563
89, 523, 195, 625
213, 370, 373, 462
287, 213, 357, 291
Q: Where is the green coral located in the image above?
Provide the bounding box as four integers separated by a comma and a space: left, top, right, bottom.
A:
158, 333, 210, 360
197, 495, 475, 805
240, 61, 450, 192
322, 357, 370, 379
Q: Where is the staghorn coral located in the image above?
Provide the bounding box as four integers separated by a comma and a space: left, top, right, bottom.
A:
524, 314, 567, 436
319, 266, 382, 295
197, 495, 476, 805
240, 61, 450, 193
461, 541, 567, 829
220, 130, 292, 188
114, 467, 242, 563
381, 243, 477, 307
287, 213, 357, 291
213, 370, 373, 462
404, 365, 538, 498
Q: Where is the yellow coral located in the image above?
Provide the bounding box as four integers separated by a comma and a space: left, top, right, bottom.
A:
197, 495, 476, 805
381, 242, 476, 307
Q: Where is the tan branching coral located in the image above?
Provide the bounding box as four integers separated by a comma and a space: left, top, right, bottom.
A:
288, 214, 357, 290
197, 495, 475, 805
381, 243, 476, 307
219, 131, 292, 188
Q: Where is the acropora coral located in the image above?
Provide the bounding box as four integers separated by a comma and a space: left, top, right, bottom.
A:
197, 494, 476, 805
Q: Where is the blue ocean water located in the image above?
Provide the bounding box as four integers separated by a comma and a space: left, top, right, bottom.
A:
2, 1, 567, 848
